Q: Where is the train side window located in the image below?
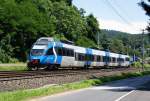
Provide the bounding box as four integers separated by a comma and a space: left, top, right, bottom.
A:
117, 58, 120, 62
62, 48, 67, 56
78, 53, 82, 61
103, 56, 110, 62
121, 58, 124, 62
70, 50, 74, 57
112, 57, 116, 63
66, 49, 70, 56
118, 58, 124, 62
69, 49, 74, 57
55, 47, 62, 55
61, 48, 74, 57
97, 56, 101, 62
103, 56, 105, 62
125, 58, 129, 61
81, 53, 85, 61
58, 47, 62, 55
46, 48, 53, 55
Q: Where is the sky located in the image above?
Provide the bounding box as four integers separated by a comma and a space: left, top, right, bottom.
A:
73, 0, 149, 34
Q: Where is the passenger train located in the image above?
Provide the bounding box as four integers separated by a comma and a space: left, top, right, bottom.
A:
27, 37, 131, 70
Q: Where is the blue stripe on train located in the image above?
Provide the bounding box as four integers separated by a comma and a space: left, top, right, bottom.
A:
85, 48, 92, 66
105, 50, 110, 65
55, 42, 63, 64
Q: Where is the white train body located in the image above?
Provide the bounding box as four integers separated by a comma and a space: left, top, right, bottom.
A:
28, 37, 131, 70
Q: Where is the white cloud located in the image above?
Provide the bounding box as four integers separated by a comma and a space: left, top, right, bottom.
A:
98, 19, 147, 34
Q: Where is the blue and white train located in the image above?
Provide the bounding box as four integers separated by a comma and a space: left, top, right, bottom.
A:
27, 37, 131, 70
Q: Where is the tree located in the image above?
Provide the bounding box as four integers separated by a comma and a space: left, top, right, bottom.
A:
109, 39, 125, 53
140, 1, 150, 38
0, 0, 55, 61
0, 0, 101, 63
86, 14, 100, 43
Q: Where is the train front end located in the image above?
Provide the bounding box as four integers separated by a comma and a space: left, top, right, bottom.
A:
27, 37, 54, 70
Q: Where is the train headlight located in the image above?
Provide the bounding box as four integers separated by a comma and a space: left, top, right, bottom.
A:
31, 59, 39, 64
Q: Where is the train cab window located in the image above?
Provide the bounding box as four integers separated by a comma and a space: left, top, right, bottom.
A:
46, 48, 53, 55
31, 49, 44, 56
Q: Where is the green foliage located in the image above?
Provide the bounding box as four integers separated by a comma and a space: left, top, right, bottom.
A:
85, 14, 100, 42
140, 1, 150, 38
0, 66, 27, 71
131, 62, 142, 68
144, 64, 150, 70
75, 36, 97, 48
0, 0, 100, 63
101, 30, 150, 57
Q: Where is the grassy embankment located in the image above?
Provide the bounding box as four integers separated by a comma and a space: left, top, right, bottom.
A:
0, 63, 27, 71
0, 71, 150, 101
0, 66, 27, 71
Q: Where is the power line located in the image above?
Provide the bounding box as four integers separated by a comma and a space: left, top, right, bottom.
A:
102, 0, 140, 32
111, 0, 134, 21
103, 0, 132, 25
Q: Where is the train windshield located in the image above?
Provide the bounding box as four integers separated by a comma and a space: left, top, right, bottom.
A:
31, 49, 44, 56
35, 39, 49, 45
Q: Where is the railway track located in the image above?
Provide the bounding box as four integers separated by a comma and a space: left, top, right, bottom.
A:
0, 67, 140, 92
0, 68, 137, 81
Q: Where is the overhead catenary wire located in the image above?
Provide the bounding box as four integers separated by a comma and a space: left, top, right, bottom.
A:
111, 0, 134, 22
102, 0, 141, 32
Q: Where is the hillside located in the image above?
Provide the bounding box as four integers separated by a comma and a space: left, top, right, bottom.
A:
99, 29, 150, 57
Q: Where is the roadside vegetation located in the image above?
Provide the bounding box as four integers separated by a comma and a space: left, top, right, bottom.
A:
0, 71, 150, 101
0, 66, 27, 71
132, 62, 150, 70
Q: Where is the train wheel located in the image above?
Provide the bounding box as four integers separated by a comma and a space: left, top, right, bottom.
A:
31, 66, 38, 71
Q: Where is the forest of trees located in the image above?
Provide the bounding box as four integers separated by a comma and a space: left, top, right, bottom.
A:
0, 0, 149, 63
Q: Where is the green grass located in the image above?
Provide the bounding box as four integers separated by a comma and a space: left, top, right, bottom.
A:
0, 71, 150, 101
0, 66, 27, 71
144, 64, 150, 68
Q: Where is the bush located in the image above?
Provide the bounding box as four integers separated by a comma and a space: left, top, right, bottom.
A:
132, 62, 142, 68
144, 64, 150, 70
0, 49, 19, 63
